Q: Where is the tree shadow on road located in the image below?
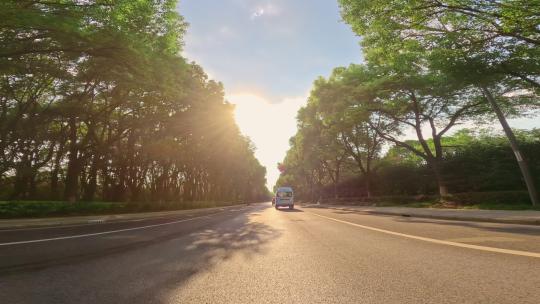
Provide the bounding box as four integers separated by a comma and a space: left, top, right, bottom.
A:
0, 206, 282, 304
136, 209, 282, 303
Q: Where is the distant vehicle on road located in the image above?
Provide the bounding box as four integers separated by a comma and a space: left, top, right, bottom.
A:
275, 187, 294, 210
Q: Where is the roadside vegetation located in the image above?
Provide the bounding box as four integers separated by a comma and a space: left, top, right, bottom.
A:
276, 0, 540, 209
0, 200, 245, 219
0, 0, 269, 215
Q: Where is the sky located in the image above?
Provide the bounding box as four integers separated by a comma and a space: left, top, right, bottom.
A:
178, 0, 540, 190
178, 0, 362, 188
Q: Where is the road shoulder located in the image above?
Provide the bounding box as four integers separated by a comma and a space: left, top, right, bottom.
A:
302, 204, 540, 226
0, 203, 255, 230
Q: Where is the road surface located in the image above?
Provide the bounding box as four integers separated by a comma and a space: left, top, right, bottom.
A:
1, 203, 539, 303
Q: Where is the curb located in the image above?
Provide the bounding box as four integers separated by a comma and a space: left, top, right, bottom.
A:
302, 204, 540, 226
363, 210, 540, 226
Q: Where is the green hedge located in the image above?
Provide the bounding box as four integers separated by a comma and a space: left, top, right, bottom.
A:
319, 191, 537, 210
449, 191, 532, 205
0, 201, 126, 218
0, 200, 244, 219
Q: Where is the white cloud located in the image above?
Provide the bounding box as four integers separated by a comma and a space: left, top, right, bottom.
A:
250, 3, 281, 20
251, 8, 265, 19
218, 26, 237, 38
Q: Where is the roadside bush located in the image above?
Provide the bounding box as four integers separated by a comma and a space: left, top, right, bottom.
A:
315, 130, 540, 201
0, 201, 127, 218
317, 191, 536, 210
450, 191, 532, 205
0, 200, 246, 219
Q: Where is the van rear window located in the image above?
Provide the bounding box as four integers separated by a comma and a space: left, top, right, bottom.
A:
277, 192, 292, 198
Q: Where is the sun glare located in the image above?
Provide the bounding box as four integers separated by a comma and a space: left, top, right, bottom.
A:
227, 93, 306, 188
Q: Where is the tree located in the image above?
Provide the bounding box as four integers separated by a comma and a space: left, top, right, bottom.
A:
310, 71, 387, 198
0, 0, 269, 203
338, 0, 540, 204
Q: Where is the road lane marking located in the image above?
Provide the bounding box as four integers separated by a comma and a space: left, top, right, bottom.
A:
307, 211, 540, 259
0, 210, 243, 246
0, 206, 250, 232
446, 236, 522, 243
0, 216, 179, 232
0, 215, 190, 232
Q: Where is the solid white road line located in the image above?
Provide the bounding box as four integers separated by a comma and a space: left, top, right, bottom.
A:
307, 211, 540, 259
0, 209, 243, 246
0, 205, 250, 232
0, 214, 205, 232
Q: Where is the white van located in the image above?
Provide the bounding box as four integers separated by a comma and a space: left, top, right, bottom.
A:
275, 187, 294, 210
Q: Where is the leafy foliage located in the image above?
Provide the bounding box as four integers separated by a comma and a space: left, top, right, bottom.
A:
0, 1, 268, 203
277, 0, 539, 204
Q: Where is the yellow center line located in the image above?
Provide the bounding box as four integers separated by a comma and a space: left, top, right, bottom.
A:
306, 210, 540, 259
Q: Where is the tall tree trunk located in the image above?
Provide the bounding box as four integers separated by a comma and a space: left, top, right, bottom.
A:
83, 154, 99, 201
11, 152, 31, 199
309, 178, 315, 203
64, 118, 80, 202
101, 164, 110, 201
430, 159, 449, 198
115, 164, 127, 202
334, 161, 341, 199
50, 141, 65, 200
11, 168, 28, 199
481, 86, 539, 206
365, 172, 372, 199
28, 170, 38, 199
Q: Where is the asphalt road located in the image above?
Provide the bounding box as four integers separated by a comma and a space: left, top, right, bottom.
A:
1, 203, 539, 303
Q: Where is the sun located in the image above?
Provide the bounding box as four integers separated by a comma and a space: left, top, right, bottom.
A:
226, 93, 306, 188
227, 93, 270, 137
